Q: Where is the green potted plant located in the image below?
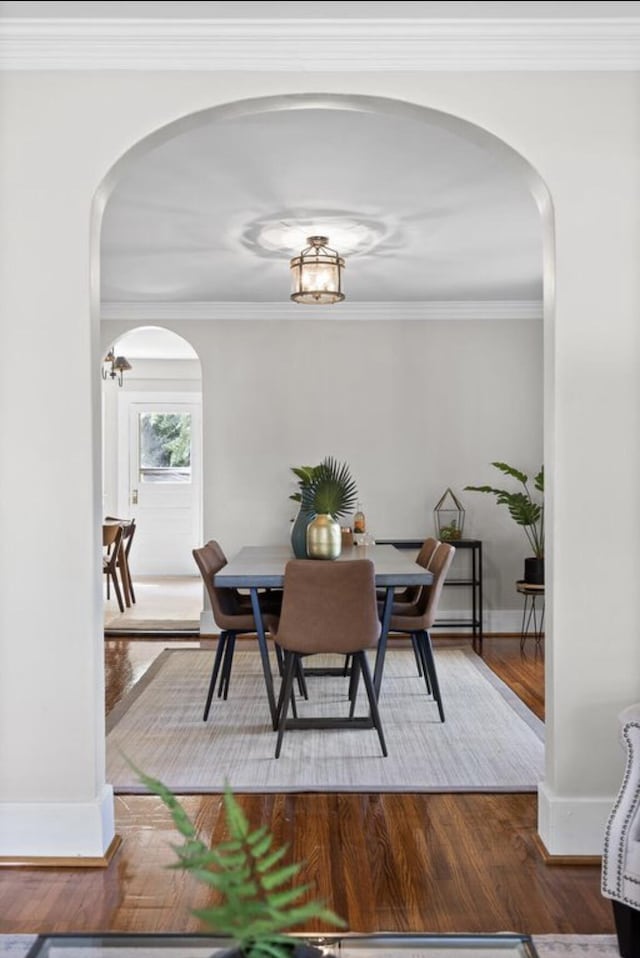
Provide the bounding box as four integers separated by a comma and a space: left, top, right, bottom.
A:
289, 457, 357, 559
138, 768, 344, 958
465, 461, 544, 584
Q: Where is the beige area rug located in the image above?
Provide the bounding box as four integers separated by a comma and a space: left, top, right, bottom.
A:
104, 576, 201, 633
106, 647, 544, 793
0, 935, 621, 958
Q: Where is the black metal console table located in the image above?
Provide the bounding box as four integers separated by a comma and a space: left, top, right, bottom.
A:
376, 538, 483, 655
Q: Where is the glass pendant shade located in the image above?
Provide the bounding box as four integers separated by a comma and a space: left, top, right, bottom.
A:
290, 236, 345, 305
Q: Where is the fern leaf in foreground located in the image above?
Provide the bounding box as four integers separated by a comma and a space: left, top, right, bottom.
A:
139, 773, 345, 958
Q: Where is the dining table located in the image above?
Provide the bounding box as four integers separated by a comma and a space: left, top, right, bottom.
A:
214, 543, 434, 728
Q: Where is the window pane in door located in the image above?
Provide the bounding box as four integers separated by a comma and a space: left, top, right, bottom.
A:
139, 412, 192, 483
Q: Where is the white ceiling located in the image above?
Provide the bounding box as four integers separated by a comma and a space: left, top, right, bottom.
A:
101, 103, 542, 309
15, 2, 635, 317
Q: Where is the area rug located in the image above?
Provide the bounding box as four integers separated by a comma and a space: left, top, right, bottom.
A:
106, 647, 544, 793
105, 618, 200, 634
0, 935, 620, 958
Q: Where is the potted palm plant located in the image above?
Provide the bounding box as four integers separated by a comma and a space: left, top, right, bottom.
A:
465, 461, 544, 584
289, 457, 358, 559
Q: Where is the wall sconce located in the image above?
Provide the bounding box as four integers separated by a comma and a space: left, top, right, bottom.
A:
290, 236, 345, 305
102, 347, 132, 387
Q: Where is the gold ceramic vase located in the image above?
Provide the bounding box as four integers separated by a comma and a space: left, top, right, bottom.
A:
306, 513, 342, 560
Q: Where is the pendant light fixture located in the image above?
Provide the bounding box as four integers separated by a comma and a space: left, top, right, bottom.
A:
102, 347, 132, 387
290, 236, 345, 305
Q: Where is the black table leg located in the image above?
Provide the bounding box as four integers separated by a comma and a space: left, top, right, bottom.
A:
249, 587, 278, 729
373, 586, 394, 699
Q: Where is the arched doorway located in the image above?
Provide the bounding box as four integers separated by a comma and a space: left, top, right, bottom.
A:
94, 91, 552, 795
101, 325, 203, 632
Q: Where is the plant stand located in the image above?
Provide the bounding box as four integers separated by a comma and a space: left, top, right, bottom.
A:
516, 580, 545, 650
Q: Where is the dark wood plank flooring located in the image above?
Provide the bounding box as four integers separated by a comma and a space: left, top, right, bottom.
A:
0, 635, 614, 936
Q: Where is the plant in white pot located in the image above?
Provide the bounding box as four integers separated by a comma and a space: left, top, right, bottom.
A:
465, 462, 544, 584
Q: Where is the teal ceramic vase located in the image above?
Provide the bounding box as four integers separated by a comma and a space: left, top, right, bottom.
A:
290, 499, 314, 558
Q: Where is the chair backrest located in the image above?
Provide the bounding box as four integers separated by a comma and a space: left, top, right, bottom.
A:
192, 540, 243, 622
104, 516, 136, 557
102, 523, 124, 567
417, 537, 441, 570
274, 559, 380, 655
402, 537, 442, 603
414, 541, 456, 628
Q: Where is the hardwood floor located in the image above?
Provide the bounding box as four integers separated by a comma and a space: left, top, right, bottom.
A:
0, 635, 613, 937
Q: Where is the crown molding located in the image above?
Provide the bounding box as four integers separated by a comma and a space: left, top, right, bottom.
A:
1, 17, 640, 70
101, 300, 543, 323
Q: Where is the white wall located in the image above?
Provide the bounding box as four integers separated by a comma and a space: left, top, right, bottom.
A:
104, 315, 542, 629
1, 70, 639, 858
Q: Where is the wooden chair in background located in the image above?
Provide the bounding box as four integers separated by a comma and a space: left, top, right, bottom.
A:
105, 516, 136, 606
102, 523, 125, 613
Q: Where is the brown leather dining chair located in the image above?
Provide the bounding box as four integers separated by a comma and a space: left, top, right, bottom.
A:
102, 523, 125, 613
376, 536, 442, 677
264, 558, 386, 759
383, 541, 456, 723
376, 537, 441, 604
192, 540, 283, 720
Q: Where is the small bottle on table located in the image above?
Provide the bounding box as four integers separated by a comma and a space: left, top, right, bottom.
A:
353, 502, 366, 544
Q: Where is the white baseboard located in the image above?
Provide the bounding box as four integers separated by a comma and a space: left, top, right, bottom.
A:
538, 780, 612, 856
436, 608, 531, 635
0, 785, 115, 858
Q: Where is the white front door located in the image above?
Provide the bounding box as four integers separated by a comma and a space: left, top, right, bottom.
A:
119, 396, 202, 575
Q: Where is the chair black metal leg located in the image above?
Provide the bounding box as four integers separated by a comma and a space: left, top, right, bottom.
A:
357, 651, 387, 757
413, 631, 431, 693
219, 633, 236, 700
203, 631, 228, 720
419, 629, 445, 722
274, 643, 284, 676
343, 655, 352, 676
410, 634, 423, 677
275, 654, 290, 723
296, 660, 308, 700
275, 651, 297, 759
349, 655, 362, 718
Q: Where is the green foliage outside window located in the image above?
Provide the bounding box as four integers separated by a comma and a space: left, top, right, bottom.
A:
140, 413, 191, 469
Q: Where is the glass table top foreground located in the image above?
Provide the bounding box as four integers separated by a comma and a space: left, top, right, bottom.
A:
25, 933, 539, 958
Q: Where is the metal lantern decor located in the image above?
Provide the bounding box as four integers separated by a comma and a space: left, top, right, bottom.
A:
434, 488, 465, 541
290, 236, 345, 305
